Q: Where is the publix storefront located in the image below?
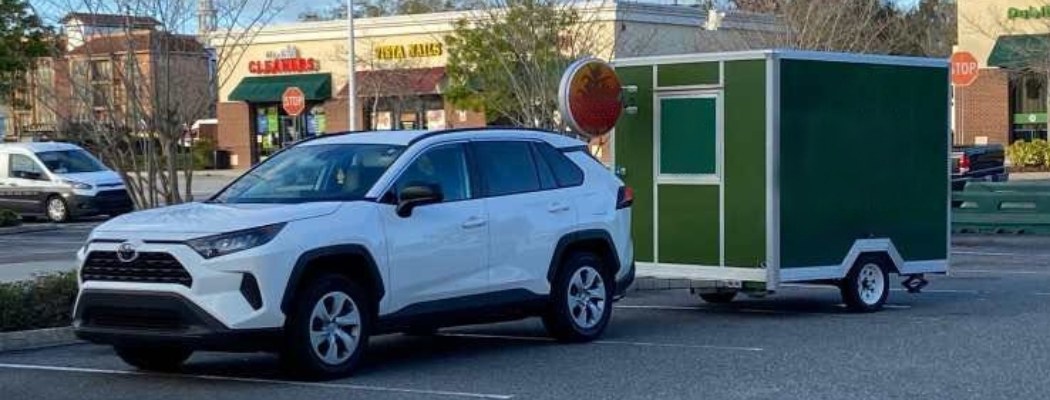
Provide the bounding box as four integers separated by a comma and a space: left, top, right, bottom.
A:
955, 0, 1050, 145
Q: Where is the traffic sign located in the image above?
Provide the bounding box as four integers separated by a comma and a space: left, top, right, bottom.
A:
951, 52, 979, 87
558, 58, 622, 138
282, 87, 306, 117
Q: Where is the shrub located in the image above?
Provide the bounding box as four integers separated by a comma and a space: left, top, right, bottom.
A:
1007, 139, 1050, 168
0, 209, 19, 227
0, 271, 78, 332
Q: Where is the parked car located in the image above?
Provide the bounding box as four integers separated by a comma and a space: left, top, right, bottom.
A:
0, 142, 132, 222
952, 144, 1008, 192
72, 128, 635, 379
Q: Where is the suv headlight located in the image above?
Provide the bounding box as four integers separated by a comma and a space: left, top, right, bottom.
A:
61, 179, 93, 190
187, 223, 286, 259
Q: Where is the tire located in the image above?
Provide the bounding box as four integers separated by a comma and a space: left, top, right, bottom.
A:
840, 255, 890, 312
114, 345, 192, 371
699, 292, 737, 304
542, 251, 614, 342
281, 274, 372, 380
46, 195, 70, 223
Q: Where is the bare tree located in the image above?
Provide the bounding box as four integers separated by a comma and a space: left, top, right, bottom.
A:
33, 0, 286, 208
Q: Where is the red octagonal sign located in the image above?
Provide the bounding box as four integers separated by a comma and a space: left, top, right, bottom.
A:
950, 52, 979, 87
282, 86, 306, 117
558, 58, 622, 138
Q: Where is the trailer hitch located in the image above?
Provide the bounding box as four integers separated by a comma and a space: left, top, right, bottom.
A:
901, 274, 929, 294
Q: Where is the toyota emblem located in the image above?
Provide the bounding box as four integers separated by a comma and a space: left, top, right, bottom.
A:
117, 242, 139, 263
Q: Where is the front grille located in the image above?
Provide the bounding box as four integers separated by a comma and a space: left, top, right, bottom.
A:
93, 190, 133, 209
81, 251, 193, 287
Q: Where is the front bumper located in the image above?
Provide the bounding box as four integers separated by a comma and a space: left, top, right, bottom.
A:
73, 290, 281, 351
65, 190, 134, 217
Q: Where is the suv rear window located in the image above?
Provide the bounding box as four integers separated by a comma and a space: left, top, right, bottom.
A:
535, 142, 584, 187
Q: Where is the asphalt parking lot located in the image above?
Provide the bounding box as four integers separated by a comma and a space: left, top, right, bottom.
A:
2, 236, 1050, 399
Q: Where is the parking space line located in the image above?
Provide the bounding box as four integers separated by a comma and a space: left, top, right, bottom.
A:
0, 363, 514, 399
438, 332, 763, 352
1034, 293, 1050, 296
617, 303, 912, 315
952, 251, 1028, 257
952, 269, 1050, 275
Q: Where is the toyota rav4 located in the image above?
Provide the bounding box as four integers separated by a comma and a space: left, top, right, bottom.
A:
73, 128, 634, 379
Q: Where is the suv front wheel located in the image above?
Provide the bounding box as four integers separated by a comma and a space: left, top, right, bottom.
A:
281, 274, 372, 379
543, 251, 613, 342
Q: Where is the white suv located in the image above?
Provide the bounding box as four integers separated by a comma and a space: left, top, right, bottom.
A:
73, 128, 634, 379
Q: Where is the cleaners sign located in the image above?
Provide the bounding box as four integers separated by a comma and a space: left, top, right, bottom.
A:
248, 46, 320, 75
1008, 6, 1050, 19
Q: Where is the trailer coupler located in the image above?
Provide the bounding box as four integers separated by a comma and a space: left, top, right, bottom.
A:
901, 274, 929, 294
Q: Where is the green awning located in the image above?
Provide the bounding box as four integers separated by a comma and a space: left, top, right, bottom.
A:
228, 73, 332, 102
988, 34, 1050, 69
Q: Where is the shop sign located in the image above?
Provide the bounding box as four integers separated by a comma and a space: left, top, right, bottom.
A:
248, 46, 320, 74
1008, 6, 1050, 20
374, 43, 443, 60
1014, 113, 1048, 124
557, 57, 622, 137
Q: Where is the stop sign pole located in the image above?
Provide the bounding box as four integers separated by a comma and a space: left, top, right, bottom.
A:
951, 52, 979, 145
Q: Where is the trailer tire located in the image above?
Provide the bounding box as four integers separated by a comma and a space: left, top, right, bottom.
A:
698, 292, 737, 304
840, 255, 890, 312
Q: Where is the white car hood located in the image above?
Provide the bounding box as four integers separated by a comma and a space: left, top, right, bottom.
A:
53, 170, 124, 187
92, 201, 342, 237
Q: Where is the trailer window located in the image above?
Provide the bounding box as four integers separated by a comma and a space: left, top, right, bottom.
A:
658, 95, 720, 182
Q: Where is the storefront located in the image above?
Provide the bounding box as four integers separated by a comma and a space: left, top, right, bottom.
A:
213, 2, 780, 168
956, 1, 1050, 145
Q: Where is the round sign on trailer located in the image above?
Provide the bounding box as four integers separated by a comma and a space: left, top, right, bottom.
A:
558, 58, 623, 138
282, 86, 306, 117
950, 52, 979, 87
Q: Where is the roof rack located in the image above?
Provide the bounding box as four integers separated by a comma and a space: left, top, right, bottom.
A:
406, 126, 564, 146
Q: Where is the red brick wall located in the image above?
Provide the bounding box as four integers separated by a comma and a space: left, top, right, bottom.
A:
955, 68, 1010, 146
216, 102, 252, 168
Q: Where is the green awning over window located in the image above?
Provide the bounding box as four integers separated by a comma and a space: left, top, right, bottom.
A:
988, 34, 1050, 69
228, 73, 332, 102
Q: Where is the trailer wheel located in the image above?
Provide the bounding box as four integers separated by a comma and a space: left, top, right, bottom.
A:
698, 292, 737, 304
840, 255, 890, 312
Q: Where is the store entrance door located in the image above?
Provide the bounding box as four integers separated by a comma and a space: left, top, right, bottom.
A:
280, 115, 305, 147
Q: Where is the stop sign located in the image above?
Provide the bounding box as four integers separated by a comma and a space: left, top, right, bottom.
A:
282, 87, 306, 116
950, 52, 980, 87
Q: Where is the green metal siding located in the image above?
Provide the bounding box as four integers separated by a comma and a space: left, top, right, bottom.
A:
723, 60, 767, 268
613, 66, 655, 262
778, 59, 949, 268
657, 62, 720, 87
658, 185, 720, 265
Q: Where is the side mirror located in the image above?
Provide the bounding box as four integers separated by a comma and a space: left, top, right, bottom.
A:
396, 184, 443, 218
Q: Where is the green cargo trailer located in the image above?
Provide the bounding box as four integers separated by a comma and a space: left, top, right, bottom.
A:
610, 50, 949, 310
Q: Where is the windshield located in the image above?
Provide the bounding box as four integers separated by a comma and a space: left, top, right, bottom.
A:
37, 150, 107, 174
212, 144, 404, 204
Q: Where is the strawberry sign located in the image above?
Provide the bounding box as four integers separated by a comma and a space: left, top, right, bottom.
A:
558, 58, 623, 137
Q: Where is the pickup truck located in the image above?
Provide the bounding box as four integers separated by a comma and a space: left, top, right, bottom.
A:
952, 144, 1008, 191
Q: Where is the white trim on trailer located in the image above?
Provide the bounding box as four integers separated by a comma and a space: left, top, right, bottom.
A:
636, 262, 767, 282
654, 84, 723, 92
944, 63, 953, 276
764, 52, 781, 290
777, 238, 949, 282
718, 61, 725, 268
651, 64, 659, 265
613, 49, 946, 69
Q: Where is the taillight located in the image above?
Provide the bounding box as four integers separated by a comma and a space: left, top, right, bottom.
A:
959, 154, 971, 174
617, 186, 634, 209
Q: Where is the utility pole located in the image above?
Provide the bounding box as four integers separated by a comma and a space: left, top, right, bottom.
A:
347, 0, 358, 130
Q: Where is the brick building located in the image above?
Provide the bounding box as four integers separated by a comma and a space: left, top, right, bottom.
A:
956, 0, 1050, 145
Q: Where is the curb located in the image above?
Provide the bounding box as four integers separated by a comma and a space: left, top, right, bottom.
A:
0, 224, 59, 236
627, 277, 699, 292
0, 326, 80, 353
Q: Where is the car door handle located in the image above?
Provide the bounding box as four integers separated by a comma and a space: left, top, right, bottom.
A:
547, 203, 570, 213
462, 217, 487, 229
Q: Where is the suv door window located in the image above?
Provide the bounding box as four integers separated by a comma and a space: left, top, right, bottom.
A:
473, 141, 541, 197
395, 144, 471, 202
9, 154, 45, 180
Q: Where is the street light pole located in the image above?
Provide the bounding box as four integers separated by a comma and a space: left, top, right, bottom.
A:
347, 0, 358, 131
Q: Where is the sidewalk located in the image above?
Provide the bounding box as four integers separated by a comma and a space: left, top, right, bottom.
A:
0, 261, 74, 283
1011, 171, 1050, 182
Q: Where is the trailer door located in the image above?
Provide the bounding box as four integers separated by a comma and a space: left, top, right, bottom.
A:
654, 92, 723, 267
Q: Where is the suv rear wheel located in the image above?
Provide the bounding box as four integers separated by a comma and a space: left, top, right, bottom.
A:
281, 274, 371, 379
543, 251, 613, 342
114, 345, 192, 371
